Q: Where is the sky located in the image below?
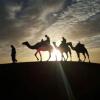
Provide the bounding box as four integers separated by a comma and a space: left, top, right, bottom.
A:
0, 0, 100, 64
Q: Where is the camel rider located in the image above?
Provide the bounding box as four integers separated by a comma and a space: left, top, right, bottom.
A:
62, 37, 67, 44
60, 37, 67, 48
41, 39, 45, 46
45, 35, 50, 45
41, 39, 44, 43
40, 35, 50, 47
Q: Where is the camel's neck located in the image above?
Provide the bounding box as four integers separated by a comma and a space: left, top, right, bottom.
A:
68, 43, 75, 50
53, 44, 58, 49
25, 43, 35, 49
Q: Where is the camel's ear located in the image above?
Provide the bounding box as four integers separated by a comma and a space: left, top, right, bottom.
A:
22, 42, 24, 45
22, 42, 25, 45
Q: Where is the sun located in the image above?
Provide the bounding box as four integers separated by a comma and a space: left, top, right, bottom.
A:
50, 48, 61, 61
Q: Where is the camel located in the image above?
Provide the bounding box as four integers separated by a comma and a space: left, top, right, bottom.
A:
53, 42, 72, 61
67, 42, 90, 62
22, 41, 53, 61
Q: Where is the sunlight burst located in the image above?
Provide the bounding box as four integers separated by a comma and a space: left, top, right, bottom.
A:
50, 48, 61, 61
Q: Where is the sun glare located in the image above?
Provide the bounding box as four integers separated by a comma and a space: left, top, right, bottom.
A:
50, 48, 61, 61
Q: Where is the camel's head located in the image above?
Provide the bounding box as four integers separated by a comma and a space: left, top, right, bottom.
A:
22, 41, 28, 45
67, 42, 72, 45
52, 42, 56, 45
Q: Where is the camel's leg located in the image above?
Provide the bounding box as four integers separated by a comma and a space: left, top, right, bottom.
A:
61, 53, 63, 61
65, 52, 68, 61
61, 52, 64, 61
63, 54, 66, 61
86, 51, 90, 63
83, 53, 86, 62
38, 51, 42, 61
77, 52, 81, 62
47, 51, 51, 61
66, 53, 68, 61
68, 50, 72, 61
62, 53, 65, 61
88, 56, 90, 63
35, 51, 39, 61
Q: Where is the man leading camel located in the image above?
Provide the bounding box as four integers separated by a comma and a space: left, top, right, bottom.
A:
11, 45, 17, 63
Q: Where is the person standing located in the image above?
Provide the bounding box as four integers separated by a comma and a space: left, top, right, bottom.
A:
11, 45, 17, 63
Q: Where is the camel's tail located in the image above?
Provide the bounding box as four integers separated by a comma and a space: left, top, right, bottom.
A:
85, 48, 90, 62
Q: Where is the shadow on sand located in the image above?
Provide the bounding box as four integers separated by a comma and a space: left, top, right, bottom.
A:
0, 61, 99, 100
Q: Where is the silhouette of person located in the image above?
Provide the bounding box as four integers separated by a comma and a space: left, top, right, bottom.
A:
78, 41, 81, 44
11, 45, 17, 63
40, 39, 45, 46
41, 39, 44, 42
45, 35, 50, 45
77, 41, 81, 45
62, 37, 67, 44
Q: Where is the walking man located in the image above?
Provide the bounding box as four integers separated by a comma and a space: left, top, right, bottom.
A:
11, 45, 17, 63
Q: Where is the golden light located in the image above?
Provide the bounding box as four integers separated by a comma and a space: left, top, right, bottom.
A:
50, 48, 61, 61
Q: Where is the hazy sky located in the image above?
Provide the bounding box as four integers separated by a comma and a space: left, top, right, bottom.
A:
0, 0, 100, 63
